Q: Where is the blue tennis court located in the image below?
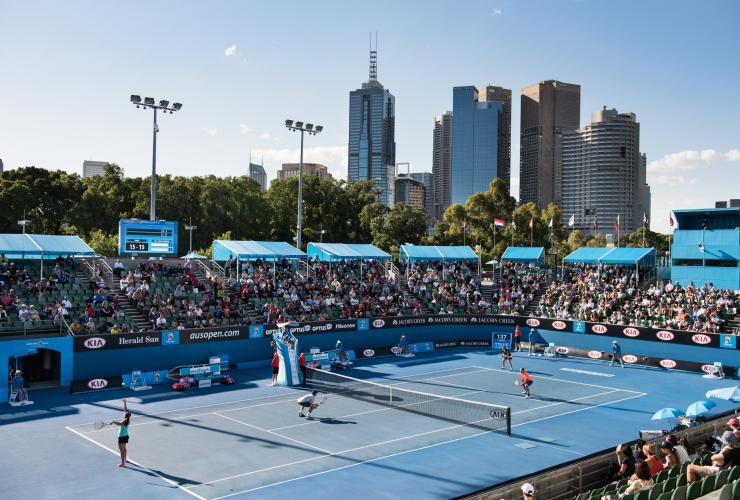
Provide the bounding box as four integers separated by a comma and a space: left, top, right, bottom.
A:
4, 349, 736, 500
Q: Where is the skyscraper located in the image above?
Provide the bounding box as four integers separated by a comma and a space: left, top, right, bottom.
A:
348, 45, 396, 207
249, 162, 267, 190
278, 163, 332, 181
432, 111, 452, 221
409, 171, 434, 224
394, 174, 425, 210
479, 85, 511, 186
451, 86, 503, 206
520, 80, 581, 208
560, 107, 651, 234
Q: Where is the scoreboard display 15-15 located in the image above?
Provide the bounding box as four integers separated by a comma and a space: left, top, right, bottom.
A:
118, 219, 178, 256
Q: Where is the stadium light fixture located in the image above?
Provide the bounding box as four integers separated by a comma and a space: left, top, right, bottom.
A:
284, 119, 324, 250
130, 94, 184, 220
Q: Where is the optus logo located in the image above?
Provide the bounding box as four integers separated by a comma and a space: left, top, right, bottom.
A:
87, 379, 108, 389
83, 337, 106, 349
656, 331, 675, 341
622, 354, 638, 364
591, 324, 608, 334
552, 321, 567, 330
623, 327, 640, 338
588, 350, 602, 359
691, 334, 711, 345
526, 318, 540, 327
659, 359, 677, 369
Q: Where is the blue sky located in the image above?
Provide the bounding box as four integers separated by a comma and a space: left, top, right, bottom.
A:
0, 0, 738, 233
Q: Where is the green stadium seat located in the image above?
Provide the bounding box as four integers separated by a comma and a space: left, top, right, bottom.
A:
648, 482, 664, 500
669, 484, 687, 500
634, 490, 649, 500
685, 481, 702, 500
701, 475, 718, 496
676, 474, 687, 487
664, 477, 677, 491
669, 467, 680, 478
656, 471, 670, 483
729, 465, 740, 482
713, 468, 730, 489
715, 482, 734, 500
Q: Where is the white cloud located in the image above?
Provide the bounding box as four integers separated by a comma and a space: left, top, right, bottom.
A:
492, 8, 502, 15
255, 145, 348, 181
651, 175, 698, 187
647, 148, 740, 173
202, 128, 218, 136
224, 45, 237, 57
259, 131, 272, 140
239, 123, 251, 135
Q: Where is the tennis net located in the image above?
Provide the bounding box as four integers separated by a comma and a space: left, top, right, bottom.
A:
305, 367, 511, 436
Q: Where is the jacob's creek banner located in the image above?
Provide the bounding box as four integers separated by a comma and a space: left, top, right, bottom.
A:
73, 315, 739, 352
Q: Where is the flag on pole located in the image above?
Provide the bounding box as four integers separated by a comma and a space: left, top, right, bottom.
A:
528, 218, 534, 230
669, 212, 674, 227
593, 221, 599, 231
614, 214, 620, 231
512, 220, 517, 230
568, 214, 575, 227
548, 217, 553, 228
643, 213, 649, 225
494, 218, 505, 228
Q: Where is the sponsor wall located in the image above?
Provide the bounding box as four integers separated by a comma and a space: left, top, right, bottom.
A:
68, 316, 739, 393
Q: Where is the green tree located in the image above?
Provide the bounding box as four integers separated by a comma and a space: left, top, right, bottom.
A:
371, 203, 428, 253
86, 229, 118, 256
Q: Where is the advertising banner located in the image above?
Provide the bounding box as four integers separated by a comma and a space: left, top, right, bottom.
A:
70, 375, 124, 393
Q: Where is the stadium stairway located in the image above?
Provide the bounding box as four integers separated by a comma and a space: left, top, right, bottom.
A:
522, 273, 555, 316
96, 258, 150, 332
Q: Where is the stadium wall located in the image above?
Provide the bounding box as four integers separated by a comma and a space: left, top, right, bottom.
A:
66, 317, 738, 394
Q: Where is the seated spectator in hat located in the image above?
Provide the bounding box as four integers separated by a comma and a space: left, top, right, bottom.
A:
687, 430, 740, 483
660, 441, 681, 470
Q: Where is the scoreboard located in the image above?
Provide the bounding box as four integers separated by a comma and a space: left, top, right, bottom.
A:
118, 219, 178, 256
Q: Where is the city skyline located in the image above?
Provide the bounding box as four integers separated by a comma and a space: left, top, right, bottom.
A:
1, 1, 739, 233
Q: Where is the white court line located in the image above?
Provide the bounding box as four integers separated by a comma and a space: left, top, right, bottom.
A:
70, 391, 298, 429
205, 391, 647, 499
65, 425, 206, 500
472, 365, 645, 394
512, 389, 621, 415
213, 412, 333, 455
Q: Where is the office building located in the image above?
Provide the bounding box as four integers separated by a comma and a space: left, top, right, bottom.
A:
451, 86, 503, 206
409, 171, 434, 223
520, 80, 581, 207
560, 107, 650, 234
248, 162, 267, 190
671, 208, 739, 290
82, 160, 108, 178
479, 86, 511, 186
433, 111, 452, 221
394, 174, 425, 210
348, 45, 396, 207
0, 158, 3, 174
716, 199, 740, 208
278, 163, 332, 181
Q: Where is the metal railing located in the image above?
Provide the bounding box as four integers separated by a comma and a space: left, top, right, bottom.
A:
459, 411, 736, 500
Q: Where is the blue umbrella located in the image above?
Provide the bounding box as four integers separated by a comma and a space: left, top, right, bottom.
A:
685, 400, 716, 417
706, 386, 740, 402
651, 408, 684, 420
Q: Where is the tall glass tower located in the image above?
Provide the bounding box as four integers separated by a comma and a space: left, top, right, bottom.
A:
451, 86, 502, 206
348, 46, 396, 206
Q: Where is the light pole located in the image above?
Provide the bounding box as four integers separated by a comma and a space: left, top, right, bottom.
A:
184, 217, 197, 255
285, 120, 323, 250
17, 219, 30, 234
130, 95, 183, 220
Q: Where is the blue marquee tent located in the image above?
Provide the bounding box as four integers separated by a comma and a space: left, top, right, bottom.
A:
563, 247, 656, 267
212, 240, 306, 262
501, 247, 545, 264
399, 244, 477, 262
0, 233, 96, 277
306, 243, 390, 262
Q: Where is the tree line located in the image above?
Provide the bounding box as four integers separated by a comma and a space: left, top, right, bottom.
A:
0, 165, 668, 261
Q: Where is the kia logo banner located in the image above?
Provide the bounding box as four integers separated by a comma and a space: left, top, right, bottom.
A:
70, 375, 123, 394
555, 346, 569, 355
691, 334, 711, 345
622, 328, 640, 338
526, 318, 541, 327
588, 350, 603, 359
591, 325, 608, 334
622, 354, 638, 364
659, 359, 677, 369
362, 349, 375, 357
552, 321, 567, 330
656, 331, 675, 341
83, 337, 106, 349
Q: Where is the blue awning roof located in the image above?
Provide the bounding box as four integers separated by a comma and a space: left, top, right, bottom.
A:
563, 246, 656, 265
0, 234, 95, 259
599, 247, 656, 265
212, 241, 306, 261
501, 247, 545, 263
306, 243, 390, 261
399, 245, 478, 261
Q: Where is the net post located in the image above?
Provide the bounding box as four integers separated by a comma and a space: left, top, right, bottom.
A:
506, 407, 511, 437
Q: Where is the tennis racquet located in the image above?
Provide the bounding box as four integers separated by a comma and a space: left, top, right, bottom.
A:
317, 396, 328, 406
93, 421, 113, 430
513, 379, 521, 387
